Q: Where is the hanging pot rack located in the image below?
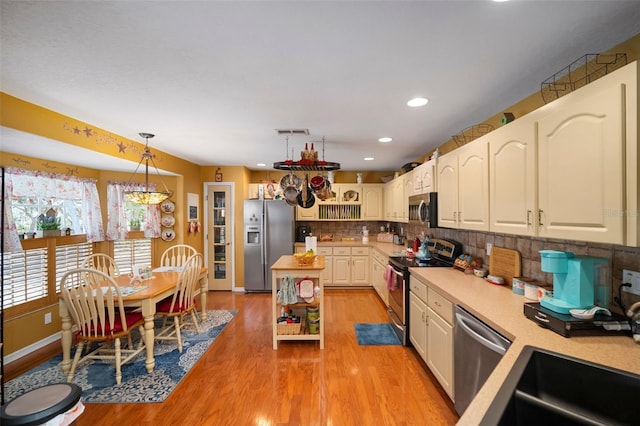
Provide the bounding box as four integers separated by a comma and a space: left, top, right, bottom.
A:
273, 136, 341, 171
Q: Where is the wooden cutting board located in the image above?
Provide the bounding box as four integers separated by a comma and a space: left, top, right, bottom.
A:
489, 247, 521, 287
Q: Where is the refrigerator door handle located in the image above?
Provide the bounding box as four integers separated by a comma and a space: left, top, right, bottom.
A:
261, 207, 267, 266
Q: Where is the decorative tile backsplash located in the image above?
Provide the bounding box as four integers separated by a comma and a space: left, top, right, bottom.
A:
298, 220, 640, 315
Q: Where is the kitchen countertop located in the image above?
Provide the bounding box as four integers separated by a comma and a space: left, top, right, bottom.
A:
409, 266, 640, 425
298, 241, 640, 423
294, 240, 408, 255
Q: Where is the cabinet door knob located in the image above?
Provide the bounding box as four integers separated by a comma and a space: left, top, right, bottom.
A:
538, 209, 544, 226
526, 210, 532, 226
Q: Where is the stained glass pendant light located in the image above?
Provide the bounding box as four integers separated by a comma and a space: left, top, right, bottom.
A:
124, 133, 173, 204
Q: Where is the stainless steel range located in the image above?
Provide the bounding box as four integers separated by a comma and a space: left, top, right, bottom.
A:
387, 238, 462, 345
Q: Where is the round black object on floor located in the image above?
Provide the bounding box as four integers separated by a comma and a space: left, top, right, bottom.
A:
1, 383, 82, 426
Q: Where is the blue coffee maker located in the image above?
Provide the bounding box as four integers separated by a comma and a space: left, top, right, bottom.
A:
539, 250, 609, 314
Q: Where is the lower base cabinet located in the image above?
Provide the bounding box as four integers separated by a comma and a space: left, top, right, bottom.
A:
426, 305, 454, 399
409, 292, 427, 359
371, 249, 389, 305
409, 275, 455, 400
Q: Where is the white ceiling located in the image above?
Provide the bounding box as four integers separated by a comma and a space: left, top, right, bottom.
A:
2, 1, 640, 173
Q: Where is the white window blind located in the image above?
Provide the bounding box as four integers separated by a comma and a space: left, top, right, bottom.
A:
3, 248, 48, 309
113, 239, 152, 274
55, 242, 94, 293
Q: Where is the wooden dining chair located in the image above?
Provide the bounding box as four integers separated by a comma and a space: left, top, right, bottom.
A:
81, 253, 120, 277
60, 268, 146, 385
155, 253, 203, 352
160, 244, 197, 268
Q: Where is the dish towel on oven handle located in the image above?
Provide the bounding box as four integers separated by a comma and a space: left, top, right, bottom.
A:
385, 265, 396, 291
277, 275, 298, 305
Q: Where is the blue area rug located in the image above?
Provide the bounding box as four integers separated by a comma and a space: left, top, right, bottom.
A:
5, 309, 237, 403
354, 323, 401, 345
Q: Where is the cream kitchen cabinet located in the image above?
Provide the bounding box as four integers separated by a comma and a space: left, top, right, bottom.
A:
437, 139, 489, 230
486, 61, 638, 245
411, 159, 437, 195
384, 174, 407, 222
330, 246, 370, 287
426, 287, 454, 399
404, 169, 419, 197
489, 114, 537, 236
370, 248, 389, 305
536, 64, 627, 245
409, 275, 428, 361
361, 184, 383, 220
298, 184, 382, 221
409, 274, 454, 400
295, 203, 319, 220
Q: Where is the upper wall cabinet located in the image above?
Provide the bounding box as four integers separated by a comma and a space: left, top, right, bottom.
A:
418, 159, 437, 194
489, 115, 537, 236
438, 138, 489, 230
485, 60, 638, 245
297, 184, 382, 221
384, 174, 407, 223
410, 159, 437, 195
536, 62, 633, 245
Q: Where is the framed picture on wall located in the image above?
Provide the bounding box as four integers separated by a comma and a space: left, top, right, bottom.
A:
187, 193, 199, 221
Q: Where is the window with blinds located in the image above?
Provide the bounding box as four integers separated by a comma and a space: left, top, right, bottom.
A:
2, 241, 94, 310
3, 247, 48, 309
55, 242, 94, 293
113, 239, 152, 274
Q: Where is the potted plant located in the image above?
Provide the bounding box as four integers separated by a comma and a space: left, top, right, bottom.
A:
36, 208, 61, 238
128, 218, 141, 232
128, 209, 144, 232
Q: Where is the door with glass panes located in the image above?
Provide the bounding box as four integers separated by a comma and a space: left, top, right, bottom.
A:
206, 183, 233, 290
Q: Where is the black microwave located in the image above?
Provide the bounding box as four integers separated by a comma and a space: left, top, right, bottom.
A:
408, 193, 438, 228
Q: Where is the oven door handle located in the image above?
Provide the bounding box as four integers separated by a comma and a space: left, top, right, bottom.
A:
390, 267, 404, 278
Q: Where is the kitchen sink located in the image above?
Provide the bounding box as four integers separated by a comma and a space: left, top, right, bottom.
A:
480, 345, 640, 425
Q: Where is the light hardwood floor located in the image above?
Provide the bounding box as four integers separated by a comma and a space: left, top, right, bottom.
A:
7, 289, 458, 425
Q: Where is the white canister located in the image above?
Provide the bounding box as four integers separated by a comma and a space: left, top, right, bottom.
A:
524, 282, 539, 301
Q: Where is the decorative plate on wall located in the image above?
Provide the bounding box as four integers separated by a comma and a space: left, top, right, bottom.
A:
161, 228, 176, 241
161, 215, 175, 227
160, 200, 175, 213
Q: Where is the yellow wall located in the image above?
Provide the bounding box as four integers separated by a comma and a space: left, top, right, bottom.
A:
0, 95, 211, 357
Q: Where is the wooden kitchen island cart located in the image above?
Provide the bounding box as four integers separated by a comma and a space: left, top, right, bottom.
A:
271, 255, 325, 349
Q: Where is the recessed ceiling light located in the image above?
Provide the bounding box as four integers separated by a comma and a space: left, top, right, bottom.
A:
364, 157, 374, 161
256, 163, 266, 167
407, 97, 429, 107
378, 137, 392, 143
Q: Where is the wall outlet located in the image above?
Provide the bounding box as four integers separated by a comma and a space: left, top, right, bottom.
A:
44, 312, 52, 324
622, 269, 640, 296
486, 243, 492, 256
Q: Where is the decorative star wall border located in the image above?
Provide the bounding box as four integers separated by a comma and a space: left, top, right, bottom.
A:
61, 121, 168, 163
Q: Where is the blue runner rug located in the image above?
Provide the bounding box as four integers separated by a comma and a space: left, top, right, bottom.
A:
5, 309, 237, 403
354, 323, 401, 345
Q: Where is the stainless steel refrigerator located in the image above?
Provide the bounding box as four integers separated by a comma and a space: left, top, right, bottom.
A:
243, 199, 295, 292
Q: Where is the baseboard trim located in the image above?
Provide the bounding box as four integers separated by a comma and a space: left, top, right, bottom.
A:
5, 332, 61, 365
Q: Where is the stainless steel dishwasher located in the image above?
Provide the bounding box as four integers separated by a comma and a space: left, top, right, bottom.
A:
454, 305, 512, 416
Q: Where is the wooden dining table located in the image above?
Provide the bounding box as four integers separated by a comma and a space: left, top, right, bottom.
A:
59, 268, 208, 374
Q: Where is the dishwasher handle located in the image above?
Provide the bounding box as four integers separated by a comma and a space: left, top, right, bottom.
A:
455, 311, 509, 356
